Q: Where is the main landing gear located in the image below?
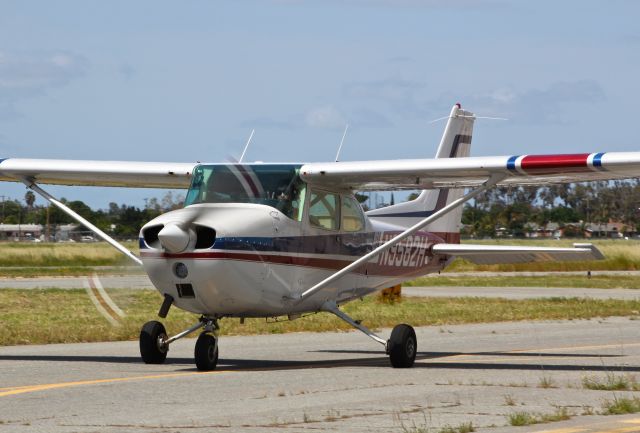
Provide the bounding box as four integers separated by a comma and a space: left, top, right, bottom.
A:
321, 301, 417, 368
139, 317, 220, 371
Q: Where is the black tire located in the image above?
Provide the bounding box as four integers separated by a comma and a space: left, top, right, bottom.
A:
387, 324, 417, 368
194, 332, 219, 371
139, 320, 168, 364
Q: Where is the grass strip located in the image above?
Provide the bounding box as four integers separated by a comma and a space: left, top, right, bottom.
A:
0, 266, 145, 278
1, 289, 640, 346
0, 242, 137, 267
405, 275, 640, 289
0, 239, 639, 271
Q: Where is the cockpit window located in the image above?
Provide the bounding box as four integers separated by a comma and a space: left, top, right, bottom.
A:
184, 164, 305, 220
309, 190, 339, 230
341, 195, 365, 232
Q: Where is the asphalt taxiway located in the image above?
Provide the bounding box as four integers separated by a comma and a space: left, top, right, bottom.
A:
2, 318, 640, 432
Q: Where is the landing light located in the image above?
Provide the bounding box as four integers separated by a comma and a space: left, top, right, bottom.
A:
174, 262, 188, 279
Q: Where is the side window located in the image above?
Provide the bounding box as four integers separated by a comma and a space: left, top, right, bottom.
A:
341, 196, 365, 232
309, 190, 339, 230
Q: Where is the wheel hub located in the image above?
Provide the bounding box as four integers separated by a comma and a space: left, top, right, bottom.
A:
406, 338, 415, 358
157, 334, 169, 353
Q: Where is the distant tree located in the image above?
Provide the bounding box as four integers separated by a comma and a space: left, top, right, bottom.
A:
24, 191, 36, 209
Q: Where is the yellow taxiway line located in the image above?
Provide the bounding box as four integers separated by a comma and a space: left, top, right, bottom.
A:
0, 370, 229, 397
532, 418, 640, 433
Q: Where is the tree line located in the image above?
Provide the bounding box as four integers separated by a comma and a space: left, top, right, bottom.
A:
461, 180, 640, 238
3, 181, 639, 239
2, 191, 185, 239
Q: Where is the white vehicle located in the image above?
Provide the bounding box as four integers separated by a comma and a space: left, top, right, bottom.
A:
0, 104, 637, 370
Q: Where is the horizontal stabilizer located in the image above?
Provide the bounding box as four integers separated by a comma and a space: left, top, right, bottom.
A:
431, 242, 604, 265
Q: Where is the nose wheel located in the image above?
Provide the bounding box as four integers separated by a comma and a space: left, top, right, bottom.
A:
139, 321, 168, 364
138, 317, 220, 370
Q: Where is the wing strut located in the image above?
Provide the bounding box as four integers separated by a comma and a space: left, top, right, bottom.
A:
295, 173, 506, 302
21, 179, 143, 266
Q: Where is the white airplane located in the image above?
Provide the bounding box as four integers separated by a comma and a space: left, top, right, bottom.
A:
1, 104, 638, 370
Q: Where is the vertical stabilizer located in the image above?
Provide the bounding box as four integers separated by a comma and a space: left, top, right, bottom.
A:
366, 104, 474, 242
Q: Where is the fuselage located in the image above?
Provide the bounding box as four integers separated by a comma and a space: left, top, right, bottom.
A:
139, 202, 453, 318
138, 162, 456, 318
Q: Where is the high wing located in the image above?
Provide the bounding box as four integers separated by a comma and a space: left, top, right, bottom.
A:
431, 243, 603, 265
300, 152, 640, 191
0, 158, 196, 188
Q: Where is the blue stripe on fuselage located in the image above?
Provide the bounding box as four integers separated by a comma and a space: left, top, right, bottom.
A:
214, 233, 376, 257
139, 232, 442, 258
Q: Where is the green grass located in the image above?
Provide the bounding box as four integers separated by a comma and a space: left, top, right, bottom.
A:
601, 396, 640, 415
507, 407, 571, 426
405, 275, 640, 289
437, 422, 475, 433
0, 266, 144, 278
0, 241, 137, 267
2, 289, 640, 346
582, 373, 640, 391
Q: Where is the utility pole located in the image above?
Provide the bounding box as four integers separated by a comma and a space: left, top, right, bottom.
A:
46, 204, 50, 242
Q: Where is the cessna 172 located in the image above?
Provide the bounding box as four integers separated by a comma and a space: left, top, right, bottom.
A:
1, 104, 639, 370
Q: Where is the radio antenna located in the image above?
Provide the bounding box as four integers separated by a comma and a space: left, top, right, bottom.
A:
239, 129, 255, 163
334, 124, 349, 162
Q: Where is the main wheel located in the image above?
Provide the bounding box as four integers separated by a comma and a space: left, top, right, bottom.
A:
387, 324, 417, 368
139, 320, 168, 364
194, 332, 219, 371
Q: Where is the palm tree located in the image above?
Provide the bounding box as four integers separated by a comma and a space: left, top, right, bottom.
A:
24, 191, 36, 210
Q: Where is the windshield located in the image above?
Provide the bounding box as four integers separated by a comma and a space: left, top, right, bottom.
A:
184, 164, 305, 220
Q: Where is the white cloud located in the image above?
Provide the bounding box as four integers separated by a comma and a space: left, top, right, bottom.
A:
305, 105, 346, 129
439, 80, 607, 124
0, 50, 88, 120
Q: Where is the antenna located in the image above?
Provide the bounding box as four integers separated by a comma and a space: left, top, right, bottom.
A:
334, 124, 349, 162
238, 129, 255, 163
473, 116, 508, 121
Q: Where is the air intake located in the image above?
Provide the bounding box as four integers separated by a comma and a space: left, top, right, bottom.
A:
194, 225, 216, 249
142, 224, 164, 249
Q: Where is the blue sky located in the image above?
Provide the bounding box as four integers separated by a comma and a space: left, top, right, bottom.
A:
1, 0, 639, 209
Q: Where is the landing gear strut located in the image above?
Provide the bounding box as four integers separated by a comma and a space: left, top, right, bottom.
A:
139, 317, 220, 371
321, 301, 417, 368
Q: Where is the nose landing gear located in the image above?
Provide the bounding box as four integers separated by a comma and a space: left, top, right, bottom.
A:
139, 317, 220, 371
139, 321, 169, 364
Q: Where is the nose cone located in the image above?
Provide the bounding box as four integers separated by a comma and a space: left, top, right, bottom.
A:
158, 224, 190, 253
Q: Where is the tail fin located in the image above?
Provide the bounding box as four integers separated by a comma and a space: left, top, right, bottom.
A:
366, 104, 474, 243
